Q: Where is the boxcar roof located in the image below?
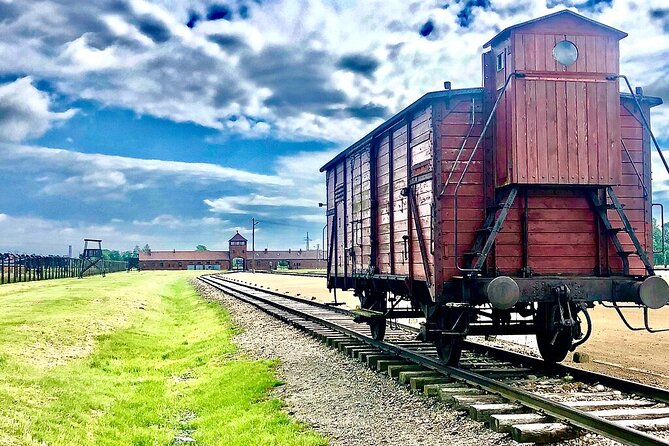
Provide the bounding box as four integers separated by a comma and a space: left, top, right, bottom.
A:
620, 93, 663, 108
319, 87, 483, 172
483, 10, 627, 49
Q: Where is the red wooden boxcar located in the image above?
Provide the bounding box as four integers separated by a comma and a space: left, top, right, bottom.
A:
321, 10, 668, 364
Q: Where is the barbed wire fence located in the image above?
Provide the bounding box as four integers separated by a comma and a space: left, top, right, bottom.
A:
0, 253, 127, 285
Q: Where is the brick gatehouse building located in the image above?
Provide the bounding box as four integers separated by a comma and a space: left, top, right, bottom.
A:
139, 232, 326, 271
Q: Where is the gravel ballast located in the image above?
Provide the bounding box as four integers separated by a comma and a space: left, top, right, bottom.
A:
193, 280, 513, 446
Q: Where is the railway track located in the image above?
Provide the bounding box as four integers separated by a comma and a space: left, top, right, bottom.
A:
255, 270, 327, 278
199, 274, 669, 445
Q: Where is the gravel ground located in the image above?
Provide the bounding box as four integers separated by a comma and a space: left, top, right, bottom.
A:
192, 279, 659, 446
193, 279, 513, 446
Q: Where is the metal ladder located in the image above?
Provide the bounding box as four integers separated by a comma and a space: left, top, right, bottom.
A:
450, 73, 520, 273
463, 187, 519, 272
588, 186, 654, 276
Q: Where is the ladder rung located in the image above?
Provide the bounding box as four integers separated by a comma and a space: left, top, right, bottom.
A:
463, 251, 481, 258
475, 227, 493, 233
596, 203, 625, 210
618, 251, 636, 256
607, 227, 625, 233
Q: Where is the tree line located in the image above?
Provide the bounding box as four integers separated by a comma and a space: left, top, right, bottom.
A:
653, 218, 669, 266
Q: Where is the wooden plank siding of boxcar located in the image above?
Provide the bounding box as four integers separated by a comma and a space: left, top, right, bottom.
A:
493, 100, 651, 276
495, 192, 598, 274
502, 24, 621, 187
437, 98, 486, 280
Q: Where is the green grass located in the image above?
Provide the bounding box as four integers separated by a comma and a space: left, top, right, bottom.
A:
0, 271, 326, 446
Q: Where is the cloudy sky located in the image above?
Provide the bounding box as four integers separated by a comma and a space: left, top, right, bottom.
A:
0, 0, 668, 254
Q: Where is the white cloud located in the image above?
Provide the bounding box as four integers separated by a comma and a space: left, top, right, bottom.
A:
204, 149, 337, 215
0, 213, 155, 254
4, 1, 666, 142
0, 212, 246, 254
0, 144, 330, 252
0, 77, 77, 142
288, 213, 326, 224
58, 35, 122, 72
132, 214, 229, 229
204, 194, 319, 214
2, 2, 668, 142
0, 144, 292, 199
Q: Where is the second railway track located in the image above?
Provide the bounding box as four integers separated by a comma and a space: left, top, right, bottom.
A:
199, 273, 669, 445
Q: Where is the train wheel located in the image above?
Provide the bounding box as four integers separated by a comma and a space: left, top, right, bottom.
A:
436, 336, 463, 365
535, 302, 573, 363
369, 319, 386, 341
361, 289, 387, 342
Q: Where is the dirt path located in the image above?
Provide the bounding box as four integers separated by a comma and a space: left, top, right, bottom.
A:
227, 272, 669, 388
571, 305, 669, 387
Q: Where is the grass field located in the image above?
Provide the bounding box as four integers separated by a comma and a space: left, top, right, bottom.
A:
0, 271, 326, 446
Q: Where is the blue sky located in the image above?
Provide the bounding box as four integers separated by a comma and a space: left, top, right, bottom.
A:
0, 0, 668, 255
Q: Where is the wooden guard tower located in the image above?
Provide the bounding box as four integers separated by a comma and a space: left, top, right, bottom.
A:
79, 238, 105, 278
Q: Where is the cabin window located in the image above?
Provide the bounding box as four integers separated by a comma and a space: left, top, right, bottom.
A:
553, 40, 578, 66
496, 51, 504, 71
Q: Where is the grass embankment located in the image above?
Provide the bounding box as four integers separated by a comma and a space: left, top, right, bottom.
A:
0, 271, 325, 445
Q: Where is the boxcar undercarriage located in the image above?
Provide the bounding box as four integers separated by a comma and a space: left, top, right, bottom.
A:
337, 270, 669, 364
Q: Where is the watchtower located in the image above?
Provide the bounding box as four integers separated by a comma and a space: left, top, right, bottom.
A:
228, 231, 247, 270
79, 238, 105, 278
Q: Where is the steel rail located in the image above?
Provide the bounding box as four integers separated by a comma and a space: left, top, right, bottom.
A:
462, 341, 669, 405
200, 275, 669, 446
255, 270, 327, 278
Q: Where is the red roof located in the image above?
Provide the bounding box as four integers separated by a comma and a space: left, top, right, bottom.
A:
229, 231, 247, 242
251, 250, 323, 260
139, 251, 229, 261
139, 249, 324, 262
483, 10, 627, 48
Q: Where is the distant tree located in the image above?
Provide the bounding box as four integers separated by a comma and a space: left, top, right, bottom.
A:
102, 249, 122, 261
196, 245, 208, 251
120, 250, 136, 261
653, 218, 669, 266
142, 244, 151, 254
133, 245, 140, 256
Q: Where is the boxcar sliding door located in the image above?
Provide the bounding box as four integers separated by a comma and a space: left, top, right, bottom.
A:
333, 162, 346, 280
347, 146, 372, 275
375, 133, 393, 274
392, 124, 410, 277
408, 107, 435, 297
